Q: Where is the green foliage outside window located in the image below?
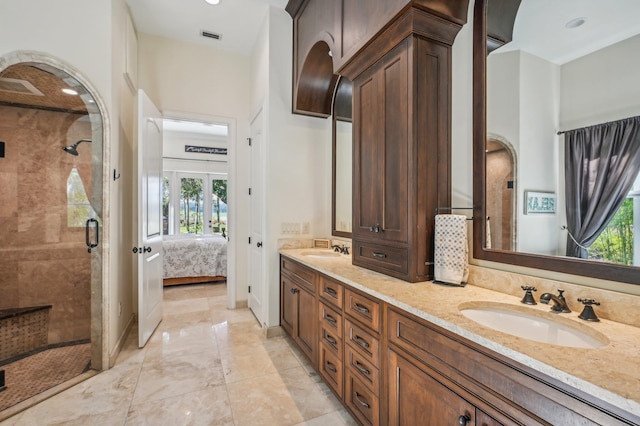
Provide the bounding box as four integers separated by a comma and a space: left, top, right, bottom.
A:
589, 198, 634, 265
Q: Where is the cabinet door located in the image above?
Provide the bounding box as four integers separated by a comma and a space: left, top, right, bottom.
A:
297, 287, 317, 364
352, 41, 409, 244
353, 68, 381, 238
378, 43, 408, 244
388, 348, 475, 426
280, 273, 298, 337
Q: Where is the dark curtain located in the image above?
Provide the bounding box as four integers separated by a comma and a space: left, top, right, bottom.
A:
565, 116, 640, 258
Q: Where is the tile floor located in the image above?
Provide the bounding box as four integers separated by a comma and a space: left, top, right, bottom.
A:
0, 283, 357, 426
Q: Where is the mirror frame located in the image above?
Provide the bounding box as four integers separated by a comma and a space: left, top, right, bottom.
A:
332, 76, 353, 238
472, 0, 640, 285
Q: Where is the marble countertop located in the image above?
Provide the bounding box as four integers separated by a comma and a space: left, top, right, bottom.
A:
280, 248, 640, 418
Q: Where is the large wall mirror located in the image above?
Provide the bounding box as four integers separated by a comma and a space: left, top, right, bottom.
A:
332, 76, 353, 238
473, 0, 640, 284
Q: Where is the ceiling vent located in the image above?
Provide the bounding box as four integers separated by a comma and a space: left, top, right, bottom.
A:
201, 30, 222, 40
0, 77, 44, 96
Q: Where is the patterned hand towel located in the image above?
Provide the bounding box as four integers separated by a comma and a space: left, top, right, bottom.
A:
434, 214, 469, 285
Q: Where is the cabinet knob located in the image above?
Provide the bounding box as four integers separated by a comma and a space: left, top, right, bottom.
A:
290, 288, 299, 294
368, 224, 381, 233
458, 413, 471, 425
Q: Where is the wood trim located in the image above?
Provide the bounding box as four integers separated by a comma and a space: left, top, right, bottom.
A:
339, 7, 463, 80
162, 276, 226, 286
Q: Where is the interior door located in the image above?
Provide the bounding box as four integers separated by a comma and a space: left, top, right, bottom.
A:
137, 89, 164, 347
249, 110, 265, 325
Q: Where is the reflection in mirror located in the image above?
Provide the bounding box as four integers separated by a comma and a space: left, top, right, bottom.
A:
474, 0, 640, 284
333, 77, 353, 237
485, 137, 516, 251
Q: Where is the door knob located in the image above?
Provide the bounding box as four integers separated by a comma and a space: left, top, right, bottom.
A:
458, 413, 471, 425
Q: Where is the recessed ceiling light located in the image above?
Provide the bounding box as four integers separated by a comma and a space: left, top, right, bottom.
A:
204, 0, 220, 4
62, 88, 78, 95
565, 17, 586, 29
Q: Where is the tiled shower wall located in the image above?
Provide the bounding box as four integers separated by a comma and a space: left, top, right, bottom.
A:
0, 105, 92, 344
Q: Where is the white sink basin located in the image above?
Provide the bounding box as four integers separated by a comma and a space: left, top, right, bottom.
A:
459, 303, 608, 349
301, 251, 341, 258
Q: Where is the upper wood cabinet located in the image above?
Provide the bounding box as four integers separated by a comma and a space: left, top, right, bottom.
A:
287, 0, 468, 282
286, 0, 469, 117
352, 35, 453, 282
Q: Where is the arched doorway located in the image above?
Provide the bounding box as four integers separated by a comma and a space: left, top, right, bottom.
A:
486, 136, 517, 251
0, 53, 107, 413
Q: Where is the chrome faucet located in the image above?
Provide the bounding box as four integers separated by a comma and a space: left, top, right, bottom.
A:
539, 289, 571, 313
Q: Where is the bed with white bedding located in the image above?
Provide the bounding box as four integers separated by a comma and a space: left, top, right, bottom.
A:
162, 234, 227, 286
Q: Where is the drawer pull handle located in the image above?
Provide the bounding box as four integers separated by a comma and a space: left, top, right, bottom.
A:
290, 288, 299, 294
325, 313, 337, 324
326, 361, 337, 373
354, 360, 370, 376
325, 335, 338, 346
353, 303, 370, 314
372, 251, 387, 259
354, 391, 370, 409
353, 335, 370, 349
325, 287, 337, 296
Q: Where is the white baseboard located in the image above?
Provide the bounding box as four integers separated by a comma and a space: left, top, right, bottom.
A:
108, 313, 135, 368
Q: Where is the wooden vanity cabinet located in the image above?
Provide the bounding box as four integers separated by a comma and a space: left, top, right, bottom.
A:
352, 35, 452, 283
280, 257, 318, 365
343, 289, 382, 426
388, 348, 504, 426
386, 307, 639, 426
280, 259, 640, 425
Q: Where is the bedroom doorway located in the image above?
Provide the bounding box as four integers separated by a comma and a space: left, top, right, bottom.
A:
161, 115, 236, 307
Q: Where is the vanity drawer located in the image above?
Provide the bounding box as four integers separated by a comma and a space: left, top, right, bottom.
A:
345, 288, 380, 332
353, 241, 408, 275
319, 343, 343, 398
345, 318, 379, 365
280, 256, 316, 294
345, 369, 379, 426
320, 324, 342, 357
319, 302, 342, 339
345, 344, 379, 396
319, 275, 344, 309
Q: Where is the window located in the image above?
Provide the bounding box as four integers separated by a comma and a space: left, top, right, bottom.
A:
589, 198, 634, 265
163, 171, 227, 237
589, 173, 640, 266
67, 166, 96, 227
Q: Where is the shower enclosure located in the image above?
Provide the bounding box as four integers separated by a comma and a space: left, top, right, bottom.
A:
0, 59, 104, 412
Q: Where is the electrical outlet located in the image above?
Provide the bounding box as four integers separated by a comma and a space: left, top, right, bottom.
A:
302, 222, 310, 234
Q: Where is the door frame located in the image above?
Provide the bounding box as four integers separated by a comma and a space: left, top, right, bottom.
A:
163, 111, 238, 309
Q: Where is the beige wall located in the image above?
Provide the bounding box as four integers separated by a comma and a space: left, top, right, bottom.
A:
251, 7, 333, 327
137, 32, 252, 305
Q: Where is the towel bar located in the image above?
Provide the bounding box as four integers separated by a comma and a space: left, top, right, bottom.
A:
434, 207, 474, 220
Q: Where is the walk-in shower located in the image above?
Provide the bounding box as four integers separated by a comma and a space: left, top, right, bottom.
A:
0, 60, 104, 416
62, 139, 92, 156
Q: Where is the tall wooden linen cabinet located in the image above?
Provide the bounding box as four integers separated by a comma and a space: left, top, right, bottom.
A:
352, 35, 452, 282
285, 1, 466, 282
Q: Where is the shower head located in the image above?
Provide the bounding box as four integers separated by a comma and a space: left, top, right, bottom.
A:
62, 139, 92, 156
